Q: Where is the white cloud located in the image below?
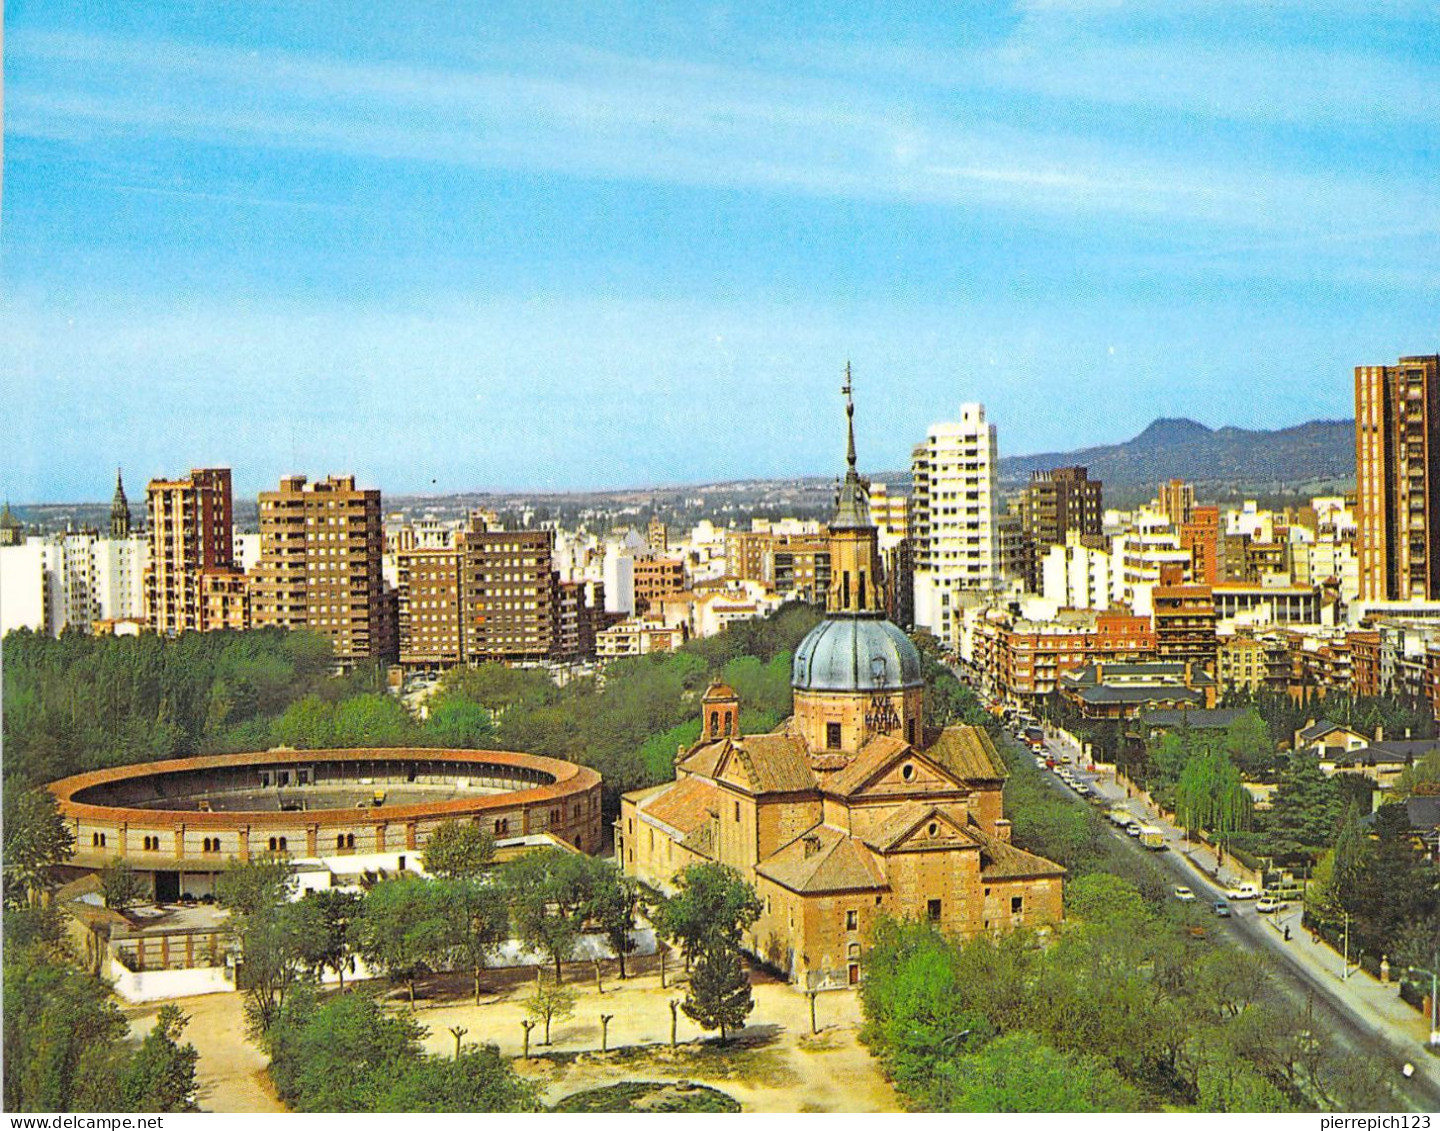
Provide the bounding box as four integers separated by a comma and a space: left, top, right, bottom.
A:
9, 27, 1436, 241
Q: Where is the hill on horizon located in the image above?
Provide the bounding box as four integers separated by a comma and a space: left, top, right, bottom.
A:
994, 416, 1356, 494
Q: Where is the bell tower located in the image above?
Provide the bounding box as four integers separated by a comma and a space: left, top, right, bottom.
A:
701, 682, 741, 741
110, 468, 132, 539
828, 364, 884, 615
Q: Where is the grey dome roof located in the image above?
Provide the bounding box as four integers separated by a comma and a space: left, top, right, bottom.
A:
792, 615, 924, 693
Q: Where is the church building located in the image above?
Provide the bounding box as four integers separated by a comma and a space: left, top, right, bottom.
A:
617, 375, 1064, 988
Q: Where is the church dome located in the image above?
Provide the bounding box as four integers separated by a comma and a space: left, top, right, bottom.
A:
792, 615, 924, 693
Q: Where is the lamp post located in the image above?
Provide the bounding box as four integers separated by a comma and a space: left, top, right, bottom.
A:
1409, 965, 1440, 1047
1342, 912, 1351, 981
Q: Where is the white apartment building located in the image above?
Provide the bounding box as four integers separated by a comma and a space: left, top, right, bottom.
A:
0, 534, 147, 637
1118, 509, 1192, 615
911, 403, 1005, 647
1041, 531, 1123, 611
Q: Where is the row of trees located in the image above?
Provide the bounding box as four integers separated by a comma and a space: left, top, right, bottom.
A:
3, 908, 200, 1112
860, 881, 1397, 1112
2, 603, 824, 813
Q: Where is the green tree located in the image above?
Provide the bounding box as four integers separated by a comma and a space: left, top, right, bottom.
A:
587, 870, 641, 978
101, 859, 147, 911
3, 940, 128, 1111
331, 694, 416, 747
352, 879, 455, 1006
120, 1005, 199, 1112
434, 878, 509, 1003
502, 849, 598, 982
215, 857, 306, 1032
655, 862, 761, 965
1063, 873, 1150, 927
859, 918, 991, 1098
1259, 755, 1343, 864
375, 1045, 541, 1112
2, 788, 76, 907
422, 698, 498, 748
1224, 709, 1277, 778
422, 820, 496, 879
270, 695, 337, 749
290, 889, 362, 990
926, 1032, 1142, 1113
265, 986, 427, 1112
525, 971, 578, 1044
1174, 747, 1251, 849
681, 944, 754, 1043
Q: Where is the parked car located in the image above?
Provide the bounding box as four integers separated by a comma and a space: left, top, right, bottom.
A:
1126, 823, 1143, 838
1033, 756, 1048, 770
1225, 883, 1260, 901
1213, 900, 1232, 917
1256, 896, 1285, 914
1173, 886, 1196, 902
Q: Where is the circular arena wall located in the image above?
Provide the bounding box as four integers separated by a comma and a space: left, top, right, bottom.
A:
49, 748, 603, 884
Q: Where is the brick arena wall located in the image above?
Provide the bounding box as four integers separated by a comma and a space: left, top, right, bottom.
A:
49, 748, 604, 878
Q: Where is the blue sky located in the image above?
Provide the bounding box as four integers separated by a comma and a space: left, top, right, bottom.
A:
3, 1, 1437, 502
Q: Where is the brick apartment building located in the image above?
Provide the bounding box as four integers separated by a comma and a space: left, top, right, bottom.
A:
144, 468, 246, 635
250, 475, 394, 663
1356, 354, 1440, 601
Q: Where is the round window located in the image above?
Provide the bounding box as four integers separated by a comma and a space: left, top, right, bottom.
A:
928, 822, 939, 838
902, 764, 915, 781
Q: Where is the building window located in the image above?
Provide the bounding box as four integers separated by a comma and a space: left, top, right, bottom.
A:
734, 801, 741, 821
845, 909, 858, 931
826, 722, 842, 749
902, 763, 915, 781
92, 832, 107, 847
494, 818, 509, 836
1011, 896, 1023, 914
927, 899, 942, 922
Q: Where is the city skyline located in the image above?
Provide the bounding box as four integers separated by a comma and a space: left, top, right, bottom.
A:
5, 2, 1439, 502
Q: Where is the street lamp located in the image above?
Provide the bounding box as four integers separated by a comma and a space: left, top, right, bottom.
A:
1408, 965, 1440, 1048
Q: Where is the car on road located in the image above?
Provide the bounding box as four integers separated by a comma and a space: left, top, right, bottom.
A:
1255, 896, 1285, 914
1213, 900, 1231, 917
1033, 756, 1048, 769
1173, 886, 1196, 902
1225, 883, 1260, 901
1126, 823, 1143, 837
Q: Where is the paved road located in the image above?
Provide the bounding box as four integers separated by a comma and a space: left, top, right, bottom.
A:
1014, 725, 1440, 1112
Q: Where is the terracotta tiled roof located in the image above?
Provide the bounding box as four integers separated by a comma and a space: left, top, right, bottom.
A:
757, 824, 886, 894
863, 802, 970, 852
680, 817, 718, 859
730, 735, 816, 794
967, 822, 1067, 880
823, 734, 914, 796
677, 738, 729, 779
926, 726, 1008, 782
637, 776, 719, 836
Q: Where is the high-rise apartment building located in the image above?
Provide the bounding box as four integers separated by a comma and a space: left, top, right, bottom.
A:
145, 468, 237, 635
912, 403, 1003, 645
396, 544, 466, 669
1180, 504, 1221, 586
632, 556, 686, 616
1156, 478, 1196, 528
1356, 354, 1440, 601
1017, 466, 1103, 591
250, 475, 392, 662
460, 515, 559, 662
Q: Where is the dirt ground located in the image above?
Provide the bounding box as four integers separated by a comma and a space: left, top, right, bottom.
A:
123, 992, 285, 1113
132, 960, 899, 1114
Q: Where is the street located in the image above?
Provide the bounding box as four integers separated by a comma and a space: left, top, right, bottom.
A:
1028, 725, 1440, 1113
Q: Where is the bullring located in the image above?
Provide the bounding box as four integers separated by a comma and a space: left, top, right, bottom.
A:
48, 747, 602, 899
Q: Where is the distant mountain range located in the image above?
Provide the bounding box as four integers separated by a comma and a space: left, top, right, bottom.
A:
994, 417, 1356, 496
12, 418, 1358, 533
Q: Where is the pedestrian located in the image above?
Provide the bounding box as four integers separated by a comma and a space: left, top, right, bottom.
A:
1284, 926, 1291, 942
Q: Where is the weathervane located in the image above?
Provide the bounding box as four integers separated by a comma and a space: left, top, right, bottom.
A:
842, 361, 857, 474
